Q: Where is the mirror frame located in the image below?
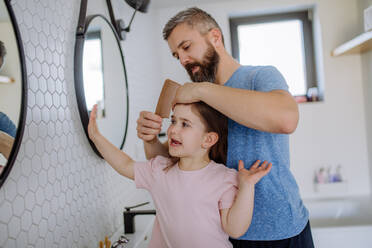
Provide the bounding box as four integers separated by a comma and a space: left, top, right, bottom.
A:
74, 1, 129, 158
0, 0, 28, 188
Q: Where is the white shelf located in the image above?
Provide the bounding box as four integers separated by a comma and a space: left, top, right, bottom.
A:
332, 30, 372, 56
0, 75, 15, 84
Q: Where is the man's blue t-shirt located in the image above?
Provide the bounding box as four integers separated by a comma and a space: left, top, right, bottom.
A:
0, 112, 16, 138
225, 66, 309, 240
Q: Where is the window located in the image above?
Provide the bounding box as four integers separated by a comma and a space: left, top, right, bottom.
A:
83, 31, 105, 115
230, 10, 320, 101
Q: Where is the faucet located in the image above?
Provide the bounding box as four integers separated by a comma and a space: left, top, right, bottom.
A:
123, 202, 156, 234
111, 235, 130, 248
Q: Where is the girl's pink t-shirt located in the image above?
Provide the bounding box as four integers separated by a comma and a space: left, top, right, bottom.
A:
134, 156, 238, 248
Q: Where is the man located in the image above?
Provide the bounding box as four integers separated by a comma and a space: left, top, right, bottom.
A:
0, 112, 16, 161
136, 7, 314, 248
0, 41, 6, 70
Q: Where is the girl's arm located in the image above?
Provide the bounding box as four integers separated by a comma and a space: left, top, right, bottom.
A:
220, 160, 272, 238
88, 105, 135, 180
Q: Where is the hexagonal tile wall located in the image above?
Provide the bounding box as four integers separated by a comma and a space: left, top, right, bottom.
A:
0, 0, 152, 247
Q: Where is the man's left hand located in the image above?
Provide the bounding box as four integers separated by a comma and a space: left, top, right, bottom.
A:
171, 82, 205, 107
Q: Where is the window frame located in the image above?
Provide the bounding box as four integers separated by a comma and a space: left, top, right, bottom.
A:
229, 10, 318, 97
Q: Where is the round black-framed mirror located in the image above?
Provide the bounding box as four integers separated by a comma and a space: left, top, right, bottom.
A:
74, 14, 129, 158
0, 0, 28, 188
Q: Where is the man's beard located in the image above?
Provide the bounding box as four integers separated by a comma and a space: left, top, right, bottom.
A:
185, 43, 219, 83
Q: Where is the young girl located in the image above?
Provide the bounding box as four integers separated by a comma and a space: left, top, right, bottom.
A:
88, 102, 271, 248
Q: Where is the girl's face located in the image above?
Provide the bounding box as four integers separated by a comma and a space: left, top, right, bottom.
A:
167, 104, 209, 158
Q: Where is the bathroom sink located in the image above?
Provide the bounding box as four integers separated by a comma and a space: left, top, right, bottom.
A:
110, 215, 155, 248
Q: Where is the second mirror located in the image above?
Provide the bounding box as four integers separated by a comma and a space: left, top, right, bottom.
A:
75, 15, 129, 156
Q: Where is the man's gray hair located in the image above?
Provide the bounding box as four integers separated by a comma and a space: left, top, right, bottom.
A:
162, 7, 224, 45
0, 41, 6, 59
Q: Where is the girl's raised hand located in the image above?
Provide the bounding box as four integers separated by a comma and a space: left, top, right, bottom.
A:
238, 160, 272, 187
88, 104, 100, 141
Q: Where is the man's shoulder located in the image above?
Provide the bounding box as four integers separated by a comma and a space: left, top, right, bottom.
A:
240, 65, 280, 78
228, 65, 275, 84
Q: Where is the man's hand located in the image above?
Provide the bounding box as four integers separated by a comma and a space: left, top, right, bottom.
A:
238, 160, 272, 188
0, 131, 14, 159
136, 111, 162, 143
171, 82, 204, 107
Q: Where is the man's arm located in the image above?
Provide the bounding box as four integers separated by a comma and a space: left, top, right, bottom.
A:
198, 83, 299, 134
172, 82, 299, 134
0, 131, 14, 159
143, 139, 169, 160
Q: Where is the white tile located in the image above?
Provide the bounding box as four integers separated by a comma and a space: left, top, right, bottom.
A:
39, 76, 47, 93
21, 157, 32, 177
27, 224, 39, 244
47, 36, 55, 53
35, 238, 45, 248
0, 201, 13, 223
32, 59, 42, 77
28, 122, 38, 140
31, 106, 42, 124
44, 92, 53, 108
24, 192, 35, 211
22, 11, 33, 29
8, 217, 21, 239
41, 107, 50, 123
41, 200, 50, 219
35, 45, 45, 62
12, 196, 25, 217
35, 187, 45, 206
31, 155, 42, 174
47, 213, 56, 230
16, 176, 28, 196
35, 138, 45, 156
27, 171, 38, 193
28, 75, 38, 93
26, 42, 36, 60
4, 239, 16, 248
47, 166, 56, 184
0, 223, 8, 246
38, 122, 48, 138
49, 106, 58, 122
38, 170, 48, 189
32, 14, 42, 33
31, 204, 42, 225
24, 139, 35, 158
4, 179, 17, 202
21, 210, 32, 232
15, 230, 28, 248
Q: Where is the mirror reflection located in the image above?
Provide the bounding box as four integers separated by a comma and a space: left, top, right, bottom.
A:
83, 31, 105, 117
0, 1, 23, 176
82, 15, 128, 150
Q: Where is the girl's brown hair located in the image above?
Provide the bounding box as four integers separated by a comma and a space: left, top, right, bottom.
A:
166, 102, 227, 169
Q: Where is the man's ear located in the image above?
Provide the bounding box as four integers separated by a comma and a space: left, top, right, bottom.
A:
207, 28, 223, 48
202, 132, 219, 149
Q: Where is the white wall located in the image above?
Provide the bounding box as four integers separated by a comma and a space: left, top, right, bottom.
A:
152, 0, 371, 199
358, 0, 372, 196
